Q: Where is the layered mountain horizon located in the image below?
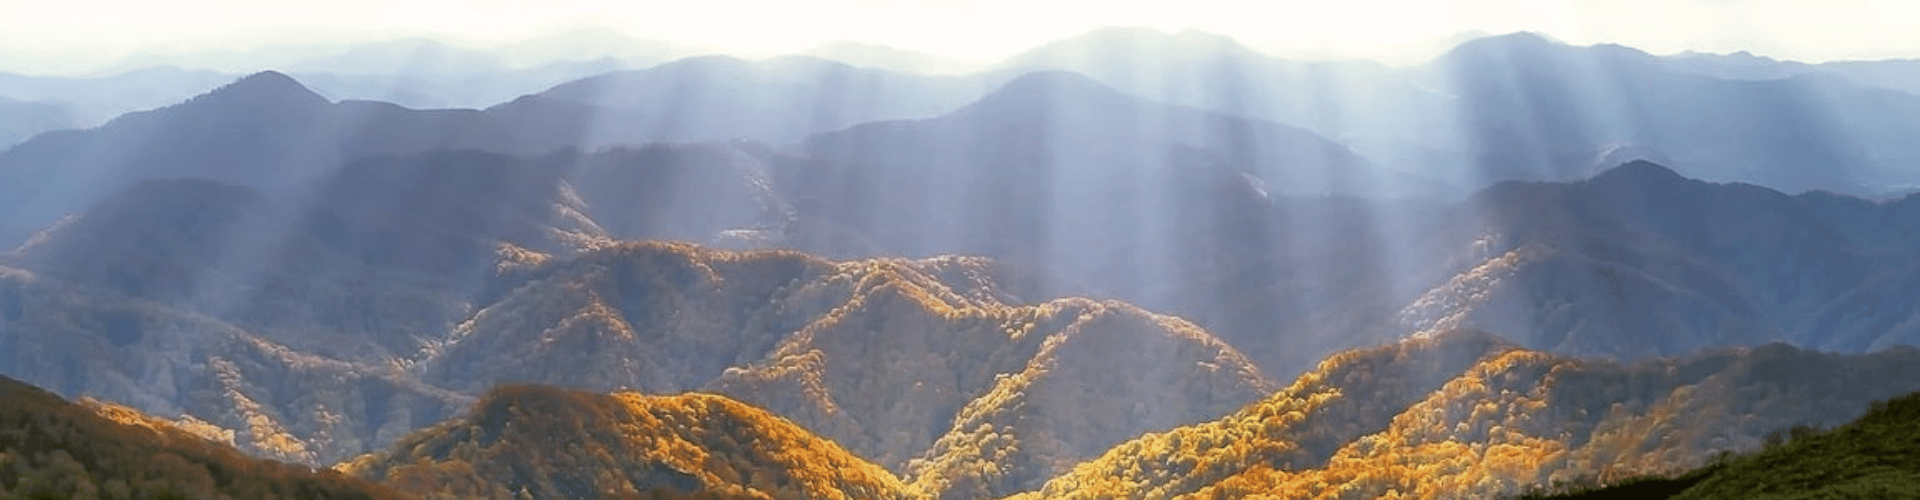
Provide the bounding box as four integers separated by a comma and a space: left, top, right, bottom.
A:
6, 23, 1920, 500
6, 163, 1920, 494
8, 27, 1920, 195
6, 324, 1918, 500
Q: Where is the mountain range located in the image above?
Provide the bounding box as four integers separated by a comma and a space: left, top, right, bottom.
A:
10, 27, 1920, 194
9, 164, 1920, 497
1018, 332, 1920, 499
24, 61, 1920, 375
504, 54, 989, 146
7, 25, 1920, 500
12, 62, 1920, 396
1002, 29, 1920, 196
8, 324, 1919, 500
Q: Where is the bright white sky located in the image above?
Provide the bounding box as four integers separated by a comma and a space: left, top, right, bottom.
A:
3, 0, 1918, 74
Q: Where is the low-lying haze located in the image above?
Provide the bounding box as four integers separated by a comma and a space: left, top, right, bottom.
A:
5, 0, 1918, 75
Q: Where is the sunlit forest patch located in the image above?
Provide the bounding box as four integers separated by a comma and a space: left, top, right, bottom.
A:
340, 385, 925, 500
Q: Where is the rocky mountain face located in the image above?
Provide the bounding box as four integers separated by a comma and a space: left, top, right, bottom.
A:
0, 374, 418, 500
340, 385, 922, 500
1015, 334, 1920, 500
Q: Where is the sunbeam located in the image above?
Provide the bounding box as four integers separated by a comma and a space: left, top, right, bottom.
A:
5, 3, 1920, 500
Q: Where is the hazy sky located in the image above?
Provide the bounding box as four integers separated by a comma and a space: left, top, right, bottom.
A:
4, 0, 1918, 74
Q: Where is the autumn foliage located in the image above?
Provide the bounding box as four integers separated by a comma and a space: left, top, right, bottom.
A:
1009, 336, 1920, 500
340, 384, 925, 500
0, 375, 414, 500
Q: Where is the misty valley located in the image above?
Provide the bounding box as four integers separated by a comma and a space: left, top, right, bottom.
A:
6, 26, 1920, 500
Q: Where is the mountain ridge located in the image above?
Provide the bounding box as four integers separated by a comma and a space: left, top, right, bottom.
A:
341, 384, 924, 500
0, 374, 421, 500
9, 29, 1920, 500
1015, 337, 1920, 500
17, 151, 1920, 469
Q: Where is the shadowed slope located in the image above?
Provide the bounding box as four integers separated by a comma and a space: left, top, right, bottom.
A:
1404, 161, 1920, 357
10, 151, 603, 356
0, 263, 471, 464
1669, 390, 1920, 498
12, 178, 279, 303
0, 72, 505, 247
0, 69, 812, 248
0, 374, 418, 500
0, 165, 597, 463
1525, 389, 1920, 499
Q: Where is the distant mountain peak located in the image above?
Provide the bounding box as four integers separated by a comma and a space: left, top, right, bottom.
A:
1005, 26, 1266, 69
963, 70, 1131, 113
655, 53, 756, 70
1427, 30, 1664, 77
803, 40, 980, 73
994, 70, 1117, 94
1483, 31, 1564, 46
1074, 25, 1177, 41
229, 70, 307, 90
1588, 159, 1687, 185
190, 71, 328, 108
1068, 25, 1247, 47
1438, 31, 1571, 60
